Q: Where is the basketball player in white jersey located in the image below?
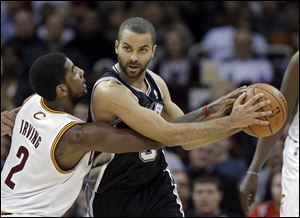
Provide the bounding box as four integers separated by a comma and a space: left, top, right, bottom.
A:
1, 107, 20, 136
240, 51, 299, 217
1, 52, 164, 217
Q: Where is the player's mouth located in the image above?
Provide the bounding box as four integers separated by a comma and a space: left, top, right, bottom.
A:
127, 64, 140, 73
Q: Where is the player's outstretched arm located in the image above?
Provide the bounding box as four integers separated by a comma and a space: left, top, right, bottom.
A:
92, 80, 271, 149
181, 92, 272, 150
55, 122, 163, 170
66, 122, 163, 153
239, 51, 299, 214
151, 72, 247, 123
151, 72, 246, 149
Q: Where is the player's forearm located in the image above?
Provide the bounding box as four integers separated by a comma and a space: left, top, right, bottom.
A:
180, 128, 240, 150
101, 128, 163, 153
164, 116, 238, 146
79, 123, 162, 153
248, 132, 283, 172
57, 122, 163, 169
171, 107, 206, 123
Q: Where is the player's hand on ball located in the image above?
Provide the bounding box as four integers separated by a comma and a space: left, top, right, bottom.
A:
208, 85, 247, 116
242, 83, 288, 137
229, 92, 272, 128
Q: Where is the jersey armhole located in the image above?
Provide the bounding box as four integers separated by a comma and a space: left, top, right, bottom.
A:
50, 121, 82, 174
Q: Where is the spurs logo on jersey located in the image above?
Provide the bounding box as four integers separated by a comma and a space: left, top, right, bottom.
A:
1, 94, 92, 217
153, 102, 163, 115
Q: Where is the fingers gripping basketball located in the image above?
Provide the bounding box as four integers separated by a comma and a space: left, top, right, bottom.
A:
242, 83, 288, 137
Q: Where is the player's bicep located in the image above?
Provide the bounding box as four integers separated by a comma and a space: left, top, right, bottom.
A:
54, 124, 88, 171
114, 99, 170, 141
91, 82, 124, 122
96, 83, 171, 142
57, 124, 89, 155
163, 99, 184, 121
151, 73, 184, 120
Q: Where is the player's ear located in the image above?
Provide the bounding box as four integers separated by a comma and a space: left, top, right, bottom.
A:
115, 40, 119, 55
151, 44, 157, 58
56, 84, 68, 98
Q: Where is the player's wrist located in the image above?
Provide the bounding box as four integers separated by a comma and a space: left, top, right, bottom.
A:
247, 170, 259, 176
226, 115, 240, 129
204, 104, 211, 117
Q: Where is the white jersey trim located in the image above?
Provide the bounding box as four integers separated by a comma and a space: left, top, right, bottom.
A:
87, 153, 115, 217
146, 69, 164, 100
165, 168, 185, 216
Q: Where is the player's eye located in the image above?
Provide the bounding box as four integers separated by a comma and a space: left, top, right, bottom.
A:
123, 46, 131, 52
140, 48, 148, 53
73, 67, 79, 78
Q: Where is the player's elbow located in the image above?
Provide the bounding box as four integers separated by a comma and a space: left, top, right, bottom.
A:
180, 141, 208, 151
181, 145, 194, 151
148, 141, 165, 150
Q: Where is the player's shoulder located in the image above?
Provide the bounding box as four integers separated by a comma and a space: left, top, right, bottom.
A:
95, 79, 127, 93
93, 79, 132, 103
147, 69, 161, 81
22, 94, 38, 105
290, 50, 299, 64
20, 94, 41, 112
147, 69, 166, 87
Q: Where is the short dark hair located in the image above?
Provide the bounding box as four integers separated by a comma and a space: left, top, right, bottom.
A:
29, 52, 67, 101
193, 176, 222, 192
118, 17, 156, 44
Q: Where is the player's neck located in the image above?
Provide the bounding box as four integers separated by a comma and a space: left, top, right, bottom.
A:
44, 99, 74, 114
126, 75, 148, 92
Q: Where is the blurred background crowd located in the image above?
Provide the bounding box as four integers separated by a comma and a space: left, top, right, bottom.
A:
1, 1, 299, 217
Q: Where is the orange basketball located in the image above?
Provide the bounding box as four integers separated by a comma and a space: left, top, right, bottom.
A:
242, 83, 288, 137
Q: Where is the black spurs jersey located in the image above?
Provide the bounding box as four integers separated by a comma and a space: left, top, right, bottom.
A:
87, 64, 168, 194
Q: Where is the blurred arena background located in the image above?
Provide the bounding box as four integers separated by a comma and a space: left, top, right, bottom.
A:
1, 1, 298, 217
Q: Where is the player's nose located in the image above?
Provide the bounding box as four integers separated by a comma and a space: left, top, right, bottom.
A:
130, 52, 138, 62
79, 69, 85, 78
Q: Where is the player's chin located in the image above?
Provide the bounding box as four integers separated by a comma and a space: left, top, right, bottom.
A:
78, 89, 88, 98
126, 70, 143, 79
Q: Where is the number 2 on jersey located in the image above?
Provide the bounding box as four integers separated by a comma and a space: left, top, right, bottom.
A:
5, 146, 29, 190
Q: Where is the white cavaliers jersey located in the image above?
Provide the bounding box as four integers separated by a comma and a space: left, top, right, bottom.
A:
281, 103, 299, 217
288, 103, 299, 142
1, 94, 92, 217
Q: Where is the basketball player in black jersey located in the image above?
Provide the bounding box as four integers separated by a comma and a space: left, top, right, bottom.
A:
86, 17, 272, 217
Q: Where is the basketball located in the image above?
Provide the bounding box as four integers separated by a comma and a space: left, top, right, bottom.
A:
242, 83, 288, 137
